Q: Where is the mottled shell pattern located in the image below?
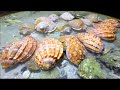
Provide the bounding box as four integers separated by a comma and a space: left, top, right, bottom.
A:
0, 36, 37, 68
68, 19, 85, 30
87, 19, 119, 41
77, 32, 104, 53
34, 38, 63, 70
34, 17, 56, 33
56, 20, 71, 33
59, 35, 85, 65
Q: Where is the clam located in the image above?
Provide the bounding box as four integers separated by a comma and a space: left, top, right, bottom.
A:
34, 17, 57, 33
87, 27, 116, 41
87, 19, 118, 41
49, 14, 59, 22
68, 19, 85, 30
34, 38, 63, 70
19, 23, 34, 35
0, 36, 37, 68
77, 32, 104, 53
102, 19, 120, 27
59, 35, 85, 65
60, 12, 74, 21
85, 14, 100, 22
56, 20, 71, 33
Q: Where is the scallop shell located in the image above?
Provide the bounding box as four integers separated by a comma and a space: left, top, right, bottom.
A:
87, 27, 116, 41
102, 19, 120, 27
56, 20, 71, 33
60, 12, 74, 21
34, 17, 56, 33
49, 14, 59, 22
59, 35, 85, 65
85, 14, 99, 22
68, 19, 85, 30
0, 36, 37, 68
77, 32, 104, 53
19, 23, 34, 35
94, 20, 117, 33
34, 38, 63, 70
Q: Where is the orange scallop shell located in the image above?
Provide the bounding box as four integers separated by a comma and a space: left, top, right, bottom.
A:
0, 36, 37, 68
34, 38, 63, 70
59, 35, 85, 65
77, 32, 104, 53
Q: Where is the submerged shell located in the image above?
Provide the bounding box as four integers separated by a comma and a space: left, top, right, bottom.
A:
60, 12, 74, 21
87, 19, 118, 41
102, 19, 120, 27
87, 27, 116, 41
56, 20, 71, 33
19, 23, 34, 35
85, 14, 100, 22
49, 14, 59, 22
77, 58, 106, 79
68, 19, 85, 30
0, 36, 37, 68
94, 20, 118, 33
34, 38, 63, 70
77, 32, 104, 53
59, 35, 85, 65
34, 17, 56, 33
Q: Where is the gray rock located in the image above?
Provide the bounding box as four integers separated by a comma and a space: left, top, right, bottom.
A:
59, 60, 79, 79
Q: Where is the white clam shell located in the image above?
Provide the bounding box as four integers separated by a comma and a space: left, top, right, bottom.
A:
49, 14, 59, 22
60, 12, 74, 21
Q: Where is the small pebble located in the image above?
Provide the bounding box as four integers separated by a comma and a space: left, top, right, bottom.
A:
22, 70, 31, 78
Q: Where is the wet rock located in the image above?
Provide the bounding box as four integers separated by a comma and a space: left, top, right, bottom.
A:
114, 39, 120, 48
77, 58, 106, 79
25, 60, 40, 71
100, 49, 120, 68
39, 67, 60, 79
59, 60, 79, 79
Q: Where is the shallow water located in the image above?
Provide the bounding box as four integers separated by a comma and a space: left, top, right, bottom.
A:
0, 11, 120, 79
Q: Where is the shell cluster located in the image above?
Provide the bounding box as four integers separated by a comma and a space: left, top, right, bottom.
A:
0, 11, 120, 78
34, 17, 57, 33
87, 19, 120, 41
0, 36, 37, 68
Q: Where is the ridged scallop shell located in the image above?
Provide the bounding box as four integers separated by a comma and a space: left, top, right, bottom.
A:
49, 14, 59, 22
34, 38, 63, 70
59, 35, 85, 65
60, 12, 74, 21
87, 19, 118, 41
85, 14, 99, 22
77, 32, 104, 53
102, 19, 120, 27
0, 36, 37, 68
94, 20, 117, 33
34, 17, 56, 33
87, 27, 116, 41
56, 20, 71, 33
68, 19, 85, 30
